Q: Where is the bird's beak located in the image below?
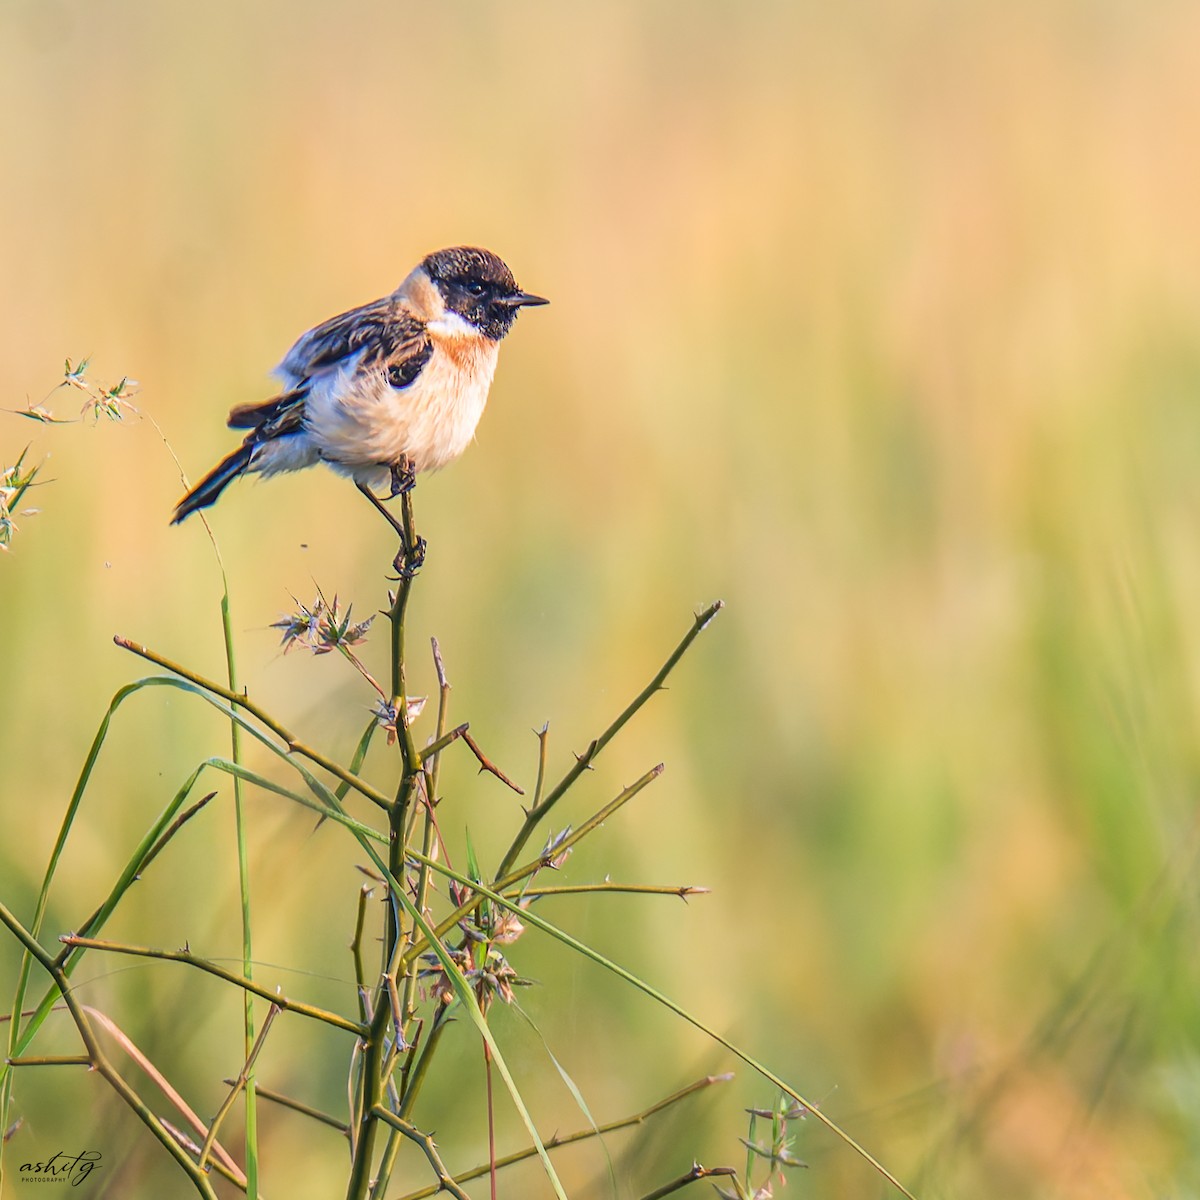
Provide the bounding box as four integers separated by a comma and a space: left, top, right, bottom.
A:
503, 290, 549, 308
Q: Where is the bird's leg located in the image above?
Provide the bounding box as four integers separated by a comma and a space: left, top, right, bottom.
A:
356, 480, 407, 540
356, 477, 425, 577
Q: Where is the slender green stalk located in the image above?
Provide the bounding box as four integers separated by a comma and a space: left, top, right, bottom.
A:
6, 1055, 91, 1067
345, 980, 394, 1200
496, 601, 723, 878
219, 577, 259, 1199
507, 882, 710, 899
530, 723, 550, 808
400, 640, 452, 1050
386, 487, 423, 948
639, 1163, 738, 1200
396, 1011, 451, 1121
59, 937, 365, 1035
352, 883, 375, 1022
347, 485, 427, 1200
227, 1080, 348, 1134
394, 1074, 732, 1200
420, 721, 468, 764
369, 1108, 471, 1200
200, 1004, 279, 1172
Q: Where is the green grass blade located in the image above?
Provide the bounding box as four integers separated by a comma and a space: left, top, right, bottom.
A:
403, 848, 916, 1199
219, 585, 259, 1200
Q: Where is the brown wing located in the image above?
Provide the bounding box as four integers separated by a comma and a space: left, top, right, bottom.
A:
228, 300, 433, 433
275, 297, 431, 384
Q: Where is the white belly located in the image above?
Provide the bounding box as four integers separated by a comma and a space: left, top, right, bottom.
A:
301, 339, 499, 477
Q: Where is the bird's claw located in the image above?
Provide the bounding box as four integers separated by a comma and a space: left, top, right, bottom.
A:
393, 535, 426, 578
389, 460, 417, 498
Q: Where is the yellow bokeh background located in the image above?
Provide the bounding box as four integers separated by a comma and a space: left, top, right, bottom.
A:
4, 2, 1200, 1196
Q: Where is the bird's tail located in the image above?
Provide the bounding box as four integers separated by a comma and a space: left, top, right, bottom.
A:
171, 444, 255, 524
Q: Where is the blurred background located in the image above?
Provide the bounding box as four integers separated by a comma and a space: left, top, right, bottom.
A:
3, 1, 1200, 1196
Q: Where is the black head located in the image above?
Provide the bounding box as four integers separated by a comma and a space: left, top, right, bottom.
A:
422, 246, 548, 341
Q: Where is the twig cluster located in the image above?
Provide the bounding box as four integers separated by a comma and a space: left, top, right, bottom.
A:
2, 369, 915, 1197
1, 472, 743, 1199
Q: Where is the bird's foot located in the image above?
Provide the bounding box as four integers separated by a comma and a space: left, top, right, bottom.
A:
388, 459, 417, 498
393, 535, 426, 579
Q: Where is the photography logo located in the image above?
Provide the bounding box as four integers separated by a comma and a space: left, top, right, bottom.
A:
17, 1150, 102, 1186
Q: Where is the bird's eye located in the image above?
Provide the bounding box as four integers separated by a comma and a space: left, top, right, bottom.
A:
462, 280, 487, 297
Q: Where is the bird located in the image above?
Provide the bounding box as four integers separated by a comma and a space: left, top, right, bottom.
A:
171, 246, 547, 523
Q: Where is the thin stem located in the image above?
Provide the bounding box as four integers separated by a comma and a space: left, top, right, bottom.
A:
397, 1009, 452, 1120
496, 601, 723, 878
419, 721, 468, 763
639, 1163, 738, 1200
135, 793, 218, 882
400, 641, 452, 1057
409, 765, 665, 963
461, 731, 524, 795
388, 485, 424, 826
346, 489, 425, 1200
368, 1130, 404, 1200
508, 882, 710, 900
0, 902, 219, 1199
394, 1074, 734, 1200
530, 724, 550, 809
501, 764, 665, 891
352, 883, 375, 1023
341, 646, 388, 700
5, 1055, 91, 1067
485, 1040, 497, 1200
114, 637, 392, 811
81, 1004, 244, 1184
346, 482, 429, 1200
199, 1004, 279, 1173
225, 1079, 348, 1134
368, 1107, 472, 1200
345, 987, 394, 1200
59, 937, 364, 1036
220, 582, 259, 1199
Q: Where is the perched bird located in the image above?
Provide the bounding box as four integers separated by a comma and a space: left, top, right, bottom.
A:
171, 246, 547, 523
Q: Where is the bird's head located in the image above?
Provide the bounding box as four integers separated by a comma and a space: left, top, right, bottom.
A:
420, 246, 548, 341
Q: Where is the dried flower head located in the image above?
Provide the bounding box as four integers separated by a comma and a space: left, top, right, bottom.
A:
271, 593, 374, 655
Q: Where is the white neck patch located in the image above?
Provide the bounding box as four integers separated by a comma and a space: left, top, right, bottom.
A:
426, 310, 477, 339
